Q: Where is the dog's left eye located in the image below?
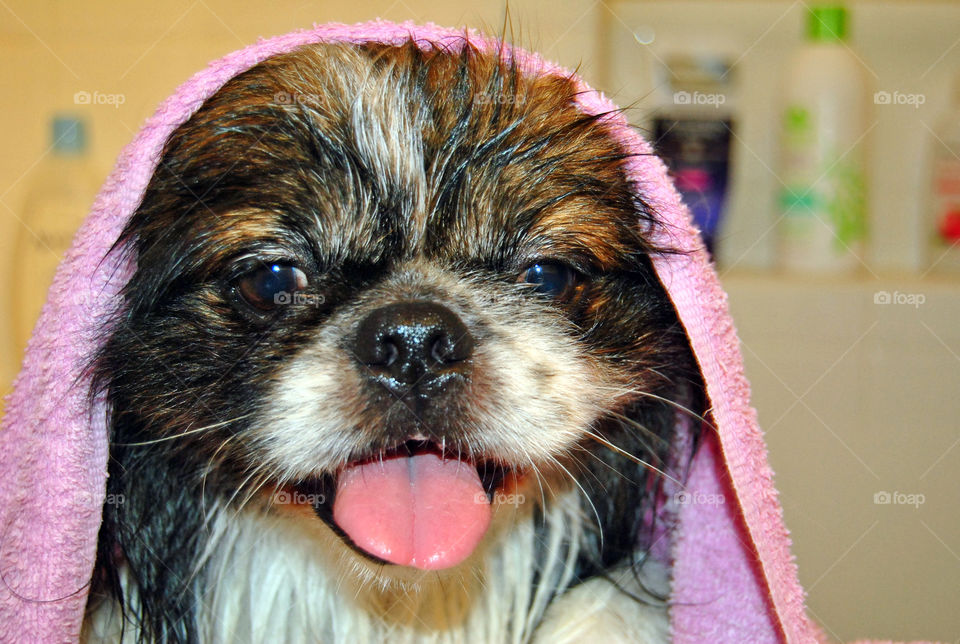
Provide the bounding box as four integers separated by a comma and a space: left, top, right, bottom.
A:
236, 263, 309, 311
518, 262, 578, 299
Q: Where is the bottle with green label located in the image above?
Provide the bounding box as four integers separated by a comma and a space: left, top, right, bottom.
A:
777, 5, 868, 273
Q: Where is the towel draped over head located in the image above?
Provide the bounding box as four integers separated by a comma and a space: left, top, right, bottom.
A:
0, 20, 828, 643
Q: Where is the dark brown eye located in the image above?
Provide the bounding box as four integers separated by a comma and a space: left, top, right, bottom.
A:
518, 262, 578, 299
236, 264, 308, 311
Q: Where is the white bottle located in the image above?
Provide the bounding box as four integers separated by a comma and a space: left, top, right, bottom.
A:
926, 78, 960, 275
12, 116, 98, 357
776, 5, 869, 273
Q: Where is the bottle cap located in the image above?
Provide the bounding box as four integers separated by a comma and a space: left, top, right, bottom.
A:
52, 116, 87, 155
807, 6, 847, 42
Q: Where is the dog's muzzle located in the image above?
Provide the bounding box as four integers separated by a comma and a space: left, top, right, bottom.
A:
297, 300, 495, 571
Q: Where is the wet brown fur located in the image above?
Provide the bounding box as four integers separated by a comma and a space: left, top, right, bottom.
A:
89, 39, 700, 642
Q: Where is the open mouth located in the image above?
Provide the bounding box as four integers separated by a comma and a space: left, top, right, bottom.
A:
290, 440, 515, 570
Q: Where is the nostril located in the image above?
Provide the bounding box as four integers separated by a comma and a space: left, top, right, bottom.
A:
358, 336, 400, 367
355, 334, 400, 367
429, 334, 451, 364
381, 340, 399, 367
428, 332, 471, 364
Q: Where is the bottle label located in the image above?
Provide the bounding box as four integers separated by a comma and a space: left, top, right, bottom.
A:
652, 117, 732, 257
778, 105, 867, 258
933, 157, 960, 246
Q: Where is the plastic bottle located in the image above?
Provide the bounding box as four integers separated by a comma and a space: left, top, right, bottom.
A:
12, 116, 98, 357
926, 78, 960, 274
651, 54, 736, 261
776, 5, 868, 273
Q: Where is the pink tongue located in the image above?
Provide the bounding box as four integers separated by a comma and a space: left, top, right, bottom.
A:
332, 452, 491, 570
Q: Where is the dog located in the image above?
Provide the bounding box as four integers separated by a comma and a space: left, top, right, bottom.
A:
82, 38, 702, 643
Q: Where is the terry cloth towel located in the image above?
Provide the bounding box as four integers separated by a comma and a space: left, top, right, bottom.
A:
0, 20, 889, 643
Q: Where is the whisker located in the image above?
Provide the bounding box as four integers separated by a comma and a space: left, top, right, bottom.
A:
199, 432, 247, 530
237, 470, 276, 513
583, 429, 682, 488
115, 413, 254, 446
550, 459, 604, 552
595, 407, 669, 452
632, 390, 708, 425
522, 454, 548, 509
589, 379, 706, 425
224, 460, 272, 515
566, 442, 633, 490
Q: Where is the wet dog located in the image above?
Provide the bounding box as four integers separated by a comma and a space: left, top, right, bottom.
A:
84, 39, 701, 643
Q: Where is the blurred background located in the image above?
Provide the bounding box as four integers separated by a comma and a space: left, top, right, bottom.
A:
1, 1, 958, 640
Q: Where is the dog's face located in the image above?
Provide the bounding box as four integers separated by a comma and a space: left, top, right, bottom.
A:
97, 41, 694, 580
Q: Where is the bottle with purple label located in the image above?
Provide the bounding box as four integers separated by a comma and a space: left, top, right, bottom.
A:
651, 54, 735, 260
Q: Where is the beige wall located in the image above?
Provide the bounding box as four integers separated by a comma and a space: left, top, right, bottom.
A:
2, 1, 958, 641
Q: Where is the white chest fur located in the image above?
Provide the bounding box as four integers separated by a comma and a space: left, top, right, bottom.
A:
84, 490, 669, 643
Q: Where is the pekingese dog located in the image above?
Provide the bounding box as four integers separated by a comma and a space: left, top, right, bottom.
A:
83, 39, 702, 643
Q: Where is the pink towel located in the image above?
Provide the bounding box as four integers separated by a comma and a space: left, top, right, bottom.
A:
0, 20, 897, 643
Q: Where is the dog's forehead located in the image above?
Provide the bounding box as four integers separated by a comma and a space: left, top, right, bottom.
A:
144, 41, 647, 274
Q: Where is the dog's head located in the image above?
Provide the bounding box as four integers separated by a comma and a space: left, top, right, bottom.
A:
96, 40, 697, 579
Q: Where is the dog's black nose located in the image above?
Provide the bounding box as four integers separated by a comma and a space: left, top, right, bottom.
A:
353, 301, 474, 391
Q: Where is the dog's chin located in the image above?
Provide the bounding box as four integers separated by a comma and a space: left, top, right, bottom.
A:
268, 437, 524, 576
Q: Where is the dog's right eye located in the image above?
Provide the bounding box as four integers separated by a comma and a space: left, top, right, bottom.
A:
235, 263, 308, 312
518, 262, 579, 300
